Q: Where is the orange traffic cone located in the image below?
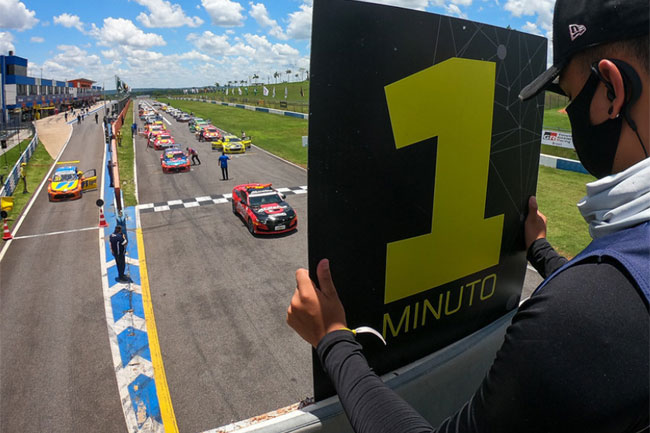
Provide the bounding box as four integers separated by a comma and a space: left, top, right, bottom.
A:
98, 207, 109, 228
2, 220, 12, 241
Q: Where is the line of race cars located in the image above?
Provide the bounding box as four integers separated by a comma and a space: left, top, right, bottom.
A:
139, 101, 298, 236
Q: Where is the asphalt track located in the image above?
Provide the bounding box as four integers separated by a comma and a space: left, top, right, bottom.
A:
0, 116, 125, 432
135, 102, 311, 432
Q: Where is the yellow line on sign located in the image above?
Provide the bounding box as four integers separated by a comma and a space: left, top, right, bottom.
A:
137, 228, 179, 433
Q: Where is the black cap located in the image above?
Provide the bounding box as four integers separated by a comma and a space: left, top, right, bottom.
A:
520, 0, 649, 100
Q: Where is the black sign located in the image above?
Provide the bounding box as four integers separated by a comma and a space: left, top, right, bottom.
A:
308, 0, 546, 399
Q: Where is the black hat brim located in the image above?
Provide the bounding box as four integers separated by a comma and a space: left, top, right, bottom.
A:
519, 63, 563, 101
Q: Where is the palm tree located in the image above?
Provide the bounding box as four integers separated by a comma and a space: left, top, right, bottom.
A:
286, 69, 292, 82
273, 71, 280, 84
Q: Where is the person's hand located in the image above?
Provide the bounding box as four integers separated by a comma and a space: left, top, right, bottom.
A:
287, 259, 347, 348
525, 196, 547, 250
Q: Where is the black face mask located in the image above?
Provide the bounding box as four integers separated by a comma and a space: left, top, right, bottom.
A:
566, 70, 623, 179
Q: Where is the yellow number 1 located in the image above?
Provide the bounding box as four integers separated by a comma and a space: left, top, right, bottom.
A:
384, 58, 504, 304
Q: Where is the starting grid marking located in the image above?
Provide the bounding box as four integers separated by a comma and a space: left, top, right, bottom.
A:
136, 185, 308, 214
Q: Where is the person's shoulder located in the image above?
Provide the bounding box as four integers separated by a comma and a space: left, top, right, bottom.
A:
522, 260, 647, 330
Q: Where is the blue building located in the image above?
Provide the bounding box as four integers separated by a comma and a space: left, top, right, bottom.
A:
1, 51, 102, 126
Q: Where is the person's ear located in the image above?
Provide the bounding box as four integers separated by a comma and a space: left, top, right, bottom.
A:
597, 59, 626, 119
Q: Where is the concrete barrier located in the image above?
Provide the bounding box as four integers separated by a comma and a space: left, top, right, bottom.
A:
539, 153, 589, 175
204, 311, 515, 433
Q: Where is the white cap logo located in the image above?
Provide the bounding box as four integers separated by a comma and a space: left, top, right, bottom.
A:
569, 24, 587, 41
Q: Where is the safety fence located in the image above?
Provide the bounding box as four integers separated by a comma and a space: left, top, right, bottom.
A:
170, 97, 310, 120
0, 131, 38, 197
108, 97, 132, 214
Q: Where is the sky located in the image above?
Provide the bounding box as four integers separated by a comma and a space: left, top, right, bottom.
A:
0, 0, 555, 90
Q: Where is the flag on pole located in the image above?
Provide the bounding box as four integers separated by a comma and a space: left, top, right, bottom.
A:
238, 87, 242, 95
245, 87, 249, 95
263, 86, 269, 96
226, 88, 229, 95
272, 87, 276, 98
285, 86, 288, 99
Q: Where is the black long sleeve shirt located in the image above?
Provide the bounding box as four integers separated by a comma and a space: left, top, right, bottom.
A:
317, 238, 649, 433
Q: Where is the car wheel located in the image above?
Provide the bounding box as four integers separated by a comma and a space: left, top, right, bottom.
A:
232, 201, 237, 214
247, 218, 255, 235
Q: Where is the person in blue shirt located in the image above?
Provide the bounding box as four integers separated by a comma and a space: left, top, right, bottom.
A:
218, 152, 231, 180
109, 225, 129, 282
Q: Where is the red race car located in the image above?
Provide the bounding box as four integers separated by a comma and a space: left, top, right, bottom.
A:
160, 148, 190, 173
231, 183, 298, 235
149, 133, 176, 150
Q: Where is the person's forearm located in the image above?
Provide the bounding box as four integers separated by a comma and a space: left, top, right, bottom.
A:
318, 331, 434, 433
526, 238, 568, 278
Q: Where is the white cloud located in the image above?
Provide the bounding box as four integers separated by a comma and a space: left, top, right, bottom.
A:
250, 3, 286, 39
30, 36, 44, 43
202, 0, 245, 27
0, 0, 38, 30
444, 3, 466, 18
0, 31, 15, 53
503, 0, 554, 34
53, 13, 85, 33
187, 31, 232, 55
503, 0, 555, 64
285, 3, 312, 40
355, 0, 430, 10
90, 18, 166, 48
134, 0, 204, 28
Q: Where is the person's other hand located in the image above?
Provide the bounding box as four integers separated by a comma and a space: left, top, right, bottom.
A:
525, 196, 547, 250
287, 259, 347, 348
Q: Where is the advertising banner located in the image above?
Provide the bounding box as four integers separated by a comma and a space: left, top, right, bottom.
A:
541, 129, 574, 149
308, 0, 547, 399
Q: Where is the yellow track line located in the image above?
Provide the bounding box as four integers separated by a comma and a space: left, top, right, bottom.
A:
137, 228, 179, 433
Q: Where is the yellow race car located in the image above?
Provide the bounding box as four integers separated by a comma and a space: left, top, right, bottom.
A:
47, 163, 97, 201
211, 135, 247, 153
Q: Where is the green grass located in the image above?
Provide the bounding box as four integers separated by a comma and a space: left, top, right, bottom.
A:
535, 165, 594, 258
165, 80, 310, 114
541, 144, 578, 160
158, 97, 308, 166
6, 140, 54, 229
543, 107, 571, 130
1, 136, 35, 180
117, 101, 137, 207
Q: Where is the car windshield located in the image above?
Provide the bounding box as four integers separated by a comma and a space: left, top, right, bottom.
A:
159, 135, 172, 141
207, 128, 217, 133
249, 193, 282, 206
228, 137, 241, 142
164, 152, 184, 159
52, 172, 77, 182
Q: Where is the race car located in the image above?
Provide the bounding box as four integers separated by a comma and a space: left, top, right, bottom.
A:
177, 114, 191, 122
160, 148, 190, 173
149, 133, 176, 150
143, 123, 165, 136
189, 118, 209, 133
47, 164, 97, 201
211, 135, 246, 153
231, 183, 298, 235
196, 126, 221, 141
223, 138, 246, 154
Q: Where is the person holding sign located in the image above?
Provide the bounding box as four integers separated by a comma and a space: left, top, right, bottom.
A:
287, 1, 649, 432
